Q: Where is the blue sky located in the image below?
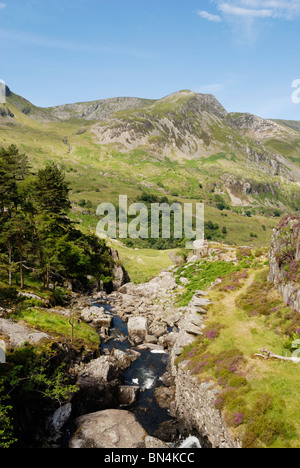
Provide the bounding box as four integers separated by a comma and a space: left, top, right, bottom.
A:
1, 0, 300, 119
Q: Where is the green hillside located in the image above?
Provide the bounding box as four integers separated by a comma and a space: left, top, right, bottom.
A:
0, 86, 299, 278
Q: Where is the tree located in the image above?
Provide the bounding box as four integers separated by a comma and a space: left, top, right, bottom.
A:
34, 164, 71, 216
0, 214, 32, 288
0, 145, 29, 215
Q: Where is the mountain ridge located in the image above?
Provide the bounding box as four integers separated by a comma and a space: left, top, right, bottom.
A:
0, 85, 300, 237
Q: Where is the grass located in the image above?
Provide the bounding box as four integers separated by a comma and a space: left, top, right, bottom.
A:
0, 92, 297, 251
175, 260, 240, 306
12, 307, 100, 349
177, 267, 300, 447
109, 240, 176, 283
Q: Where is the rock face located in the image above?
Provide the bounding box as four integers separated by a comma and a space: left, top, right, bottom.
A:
69, 410, 147, 448
108, 248, 131, 291
268, 216, 300, 313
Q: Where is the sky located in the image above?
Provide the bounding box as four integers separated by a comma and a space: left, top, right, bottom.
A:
0, 0, 300, 120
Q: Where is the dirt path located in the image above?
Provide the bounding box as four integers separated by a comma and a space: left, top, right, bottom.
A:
220, 271, 256, 315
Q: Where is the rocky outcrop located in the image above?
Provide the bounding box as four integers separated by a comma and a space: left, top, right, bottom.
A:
69, 409, 147, 448
108, 248, 131, 291
268, 215, 300, 312
0, 318, 49, 348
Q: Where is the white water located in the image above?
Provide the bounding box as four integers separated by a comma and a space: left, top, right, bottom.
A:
179, 436, 202, 449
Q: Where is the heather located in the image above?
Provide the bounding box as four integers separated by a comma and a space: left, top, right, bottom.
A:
178, 267, 300, 447
176, 260, 240, 306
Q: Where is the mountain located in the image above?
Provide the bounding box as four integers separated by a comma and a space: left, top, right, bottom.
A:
0, 86, 300, 246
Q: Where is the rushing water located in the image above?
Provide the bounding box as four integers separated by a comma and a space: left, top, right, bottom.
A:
95, 299, 202, 448
98, 301, 173, 435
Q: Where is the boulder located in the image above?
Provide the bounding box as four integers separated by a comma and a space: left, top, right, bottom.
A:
154, 387, 175, 409
69, 410, 147, 448
77, 356, 119, 384
80, 306, 113, 328
128, 316, 148, 345
73, 357, 122, 416
118, 386, 140, 405
47, 403, 72, 441
112, 349, 139, 370
145, 436, 169, 448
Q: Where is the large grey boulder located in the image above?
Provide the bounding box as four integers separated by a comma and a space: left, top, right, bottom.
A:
76, 356, 119, 384
69, 410, 147, 448
128, 316, 148, 345
73, 356, 122, 416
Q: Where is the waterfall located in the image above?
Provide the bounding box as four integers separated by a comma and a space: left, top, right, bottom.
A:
179, 436, 202, 449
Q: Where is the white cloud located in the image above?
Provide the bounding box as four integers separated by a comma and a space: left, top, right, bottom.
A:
197, 0, 300, 23
0, 3, 6, 9
218, 2, 273, 18
197, 10, 222, 22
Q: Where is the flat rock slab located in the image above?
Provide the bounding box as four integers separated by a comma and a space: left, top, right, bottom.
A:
69, 409, 147, 448
0, 318, 49, 348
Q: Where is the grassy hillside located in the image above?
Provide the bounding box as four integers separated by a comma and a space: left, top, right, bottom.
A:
176, 252, 300, 448
0, 88, 300, 279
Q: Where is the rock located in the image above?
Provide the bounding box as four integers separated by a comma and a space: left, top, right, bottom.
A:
0, 318, 49, 348
69, 410, 147, 448
118, 386, 140, 405
145, 334, 158, 344
149, 323, 168, 338
47, 403, 72, 441
136, 343, 165, 352
108, 248, 131, 291
179, 277, 189, 285
158, 332, 178, 348
160, 372, 175, 387
187, 255, 198, 263
77, 356, 119, 384
168, 250, 185, 266
80, 306, 113, 328
185, 323, 203, 336
154, 387, 175, 409
112, 349, 138, 370
145, 436, 169, 448
128, 316, 148, 345
73, 357, 122, 416
268, 216, 300, 313
170, 361, 239, 448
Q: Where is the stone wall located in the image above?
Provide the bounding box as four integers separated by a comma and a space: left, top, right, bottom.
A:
268, 215, 300, 313
171, 361, 240, 448
169, 291, 241, 449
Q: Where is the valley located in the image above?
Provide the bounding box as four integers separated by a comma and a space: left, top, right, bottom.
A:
1, 85, 300, 265
1, 85, 300, 449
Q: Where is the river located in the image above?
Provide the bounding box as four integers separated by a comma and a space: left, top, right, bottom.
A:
96, 299, 202, 448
